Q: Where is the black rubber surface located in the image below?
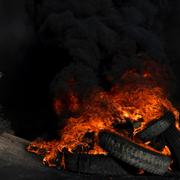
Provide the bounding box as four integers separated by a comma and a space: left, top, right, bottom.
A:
99, 131, 171, 175
64, 152, 128, 176
137, 112, 174, 141
164, 125, 180, 169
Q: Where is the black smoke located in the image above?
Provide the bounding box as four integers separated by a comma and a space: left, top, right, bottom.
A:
27, 0, 176, 109
1, 0, 180, 139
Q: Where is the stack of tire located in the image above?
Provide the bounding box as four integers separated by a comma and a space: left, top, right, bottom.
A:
98, 112, 178, 176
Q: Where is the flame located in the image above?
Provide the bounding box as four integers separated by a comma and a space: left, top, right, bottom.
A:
68, 92, 80, 113
143, 71, 152, 78
28, 60, 179, 169
54, 99, 62, 115
162, 146, 171, 156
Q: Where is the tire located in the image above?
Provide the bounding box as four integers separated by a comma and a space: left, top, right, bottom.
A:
164, 125, 180, 169
99, 131, 171, 175
137, 112, 174, 141
64, 152, 128, 176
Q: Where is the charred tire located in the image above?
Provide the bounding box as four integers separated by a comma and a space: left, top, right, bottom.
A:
99, 131, 171, 175
137, 112, 174, 141
164, 125, 180, 169
64, 152, 128, 176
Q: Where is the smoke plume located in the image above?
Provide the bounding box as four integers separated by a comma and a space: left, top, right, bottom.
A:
27, 0, 176, 122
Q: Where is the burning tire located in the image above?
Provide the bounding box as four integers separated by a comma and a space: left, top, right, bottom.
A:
164, 125, 180, 169
99, 131, 171, 175
137, 112, 174, 141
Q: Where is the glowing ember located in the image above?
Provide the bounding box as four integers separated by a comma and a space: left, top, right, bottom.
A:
53, 100, 62, 115
27, 60, 179, 168
162, 146, 171, 156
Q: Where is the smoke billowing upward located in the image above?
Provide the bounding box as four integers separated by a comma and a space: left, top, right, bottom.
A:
27, 0, 176, 122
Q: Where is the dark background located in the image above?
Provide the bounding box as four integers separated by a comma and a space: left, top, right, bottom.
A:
0, 0, 180, 140
0, 0, 63, 139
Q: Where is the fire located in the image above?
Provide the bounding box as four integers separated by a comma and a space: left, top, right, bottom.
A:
162, 146, 171, 156
53, 99, 62, 115
27, 60, 179, 168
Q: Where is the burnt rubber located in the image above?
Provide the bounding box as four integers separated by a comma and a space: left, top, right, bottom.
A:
137, 112, 174, 141
63, 152, 128, 176
164, 125, 180, 169
99, 131, 171, 175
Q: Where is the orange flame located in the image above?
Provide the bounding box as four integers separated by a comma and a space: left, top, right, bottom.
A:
28, 60, 179, 168
162, 146, 171, 156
